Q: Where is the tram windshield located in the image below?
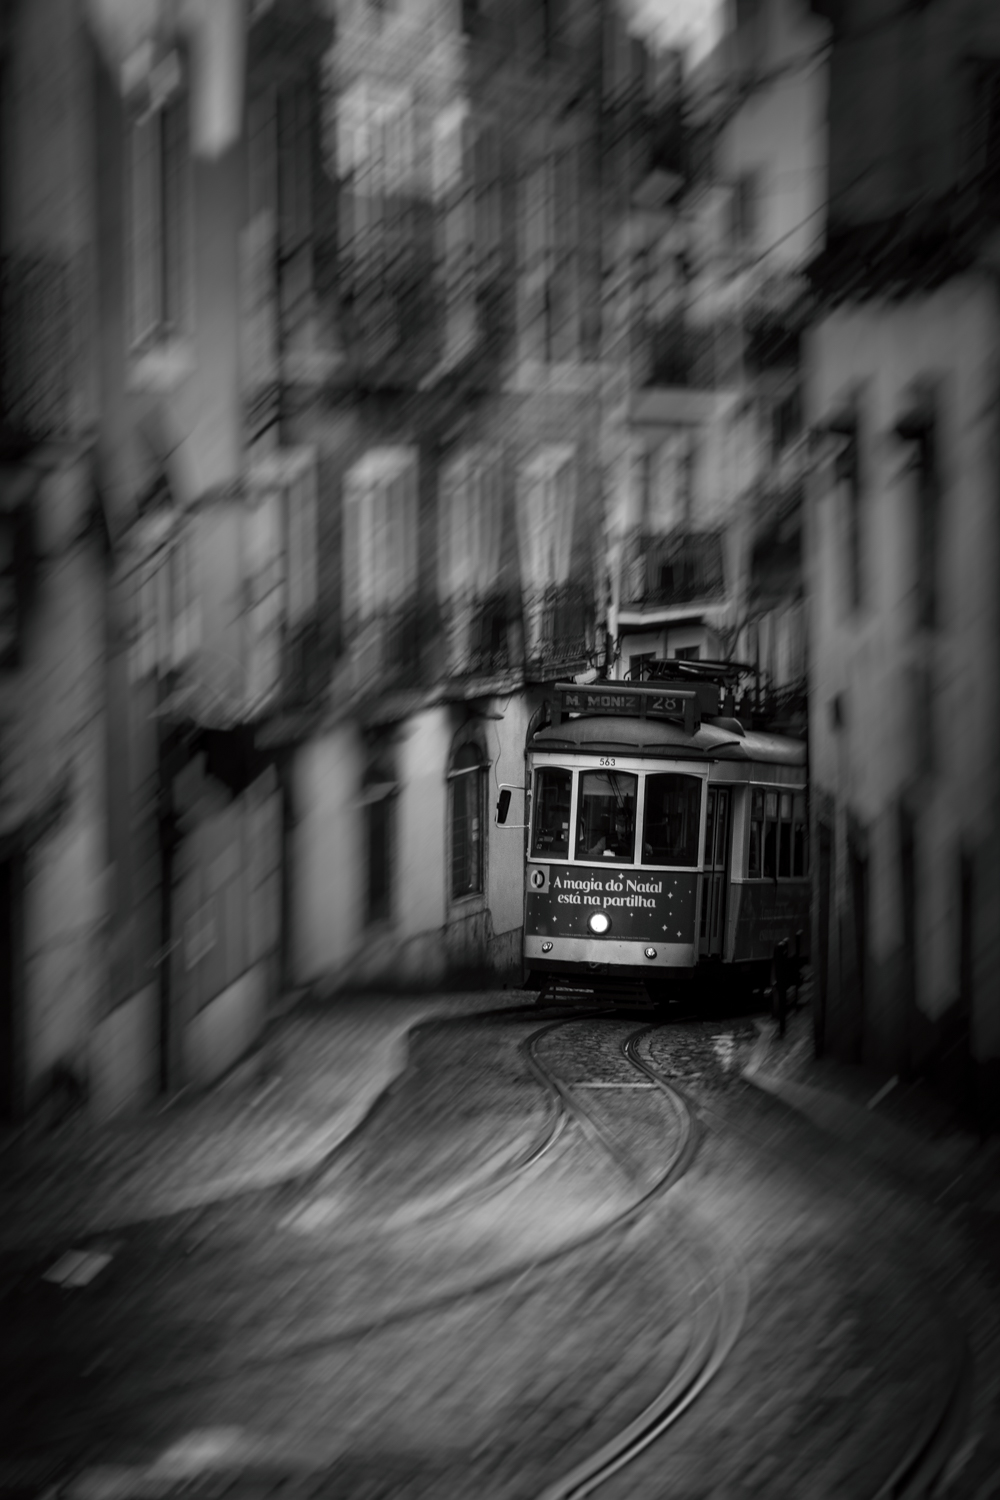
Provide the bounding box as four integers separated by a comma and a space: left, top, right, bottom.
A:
575, 772, 637, 862
531, 768, 572, 858
641, 773, 702, 867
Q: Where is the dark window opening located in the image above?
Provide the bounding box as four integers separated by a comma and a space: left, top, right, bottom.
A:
531, 767, 572, 859
731, 173, 757, 251
642, 773, 702, 867
833, 418, 863, 613
366, 796, 392, 924
652, 531, 725, 604
972, 64, 1000, 217
576, 771, 637, 863
673, 646, 700, 661
915, 422, 939, 631
449, 743, 486, 900
629, 652, 656, 681
771, 388, 803, 459
748, 788, 807, 879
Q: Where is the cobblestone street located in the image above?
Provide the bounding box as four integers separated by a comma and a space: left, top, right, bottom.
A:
1, 991, 998, 1499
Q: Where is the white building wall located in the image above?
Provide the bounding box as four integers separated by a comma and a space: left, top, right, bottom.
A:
806, 276, 1000, 1064
396, 707, 449, 980
14, 461, 110, 1097
292, 725, 365, 984
485, 692, 534, 944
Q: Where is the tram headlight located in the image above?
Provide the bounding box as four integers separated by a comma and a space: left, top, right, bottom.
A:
541, 941, 553, 953
644, 947, 657, 960
588, 911, 611, 934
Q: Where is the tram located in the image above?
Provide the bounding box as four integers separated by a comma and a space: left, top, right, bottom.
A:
501, 675, 808, 1003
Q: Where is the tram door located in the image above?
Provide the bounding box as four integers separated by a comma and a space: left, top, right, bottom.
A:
699, 787, 731, 958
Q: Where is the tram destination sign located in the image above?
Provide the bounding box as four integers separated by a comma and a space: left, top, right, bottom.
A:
556, 681, 700, 733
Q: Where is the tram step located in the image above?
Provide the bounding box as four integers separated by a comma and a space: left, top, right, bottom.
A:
539, 978, 655, 1010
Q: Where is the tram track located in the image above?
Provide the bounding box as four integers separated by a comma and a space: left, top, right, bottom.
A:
22, 1007, 974, 1500
529, 1018, 748, 1500
641, 1022, 977, 1500
116, 1012, 711, 1391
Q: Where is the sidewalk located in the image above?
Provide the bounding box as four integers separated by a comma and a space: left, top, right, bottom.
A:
0, 990, 528, 1251
743, 998, 1000, 1220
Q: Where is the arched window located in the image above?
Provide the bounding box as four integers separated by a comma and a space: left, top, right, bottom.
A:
448, 741, 487, 900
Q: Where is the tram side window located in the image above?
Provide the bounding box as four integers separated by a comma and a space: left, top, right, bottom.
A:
778, 793, 793, 876
792, 792, 808, 876
576, 772, 637, 862
748, 788, 808, 878
762, 792, 778, 876
531, 768, 572, 858
748, 789, 763, 877
642, 773, 701, 867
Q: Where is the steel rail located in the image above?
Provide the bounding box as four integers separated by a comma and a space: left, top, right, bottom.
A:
131, 1015, 706, 1389
533, 1023, 749, 1500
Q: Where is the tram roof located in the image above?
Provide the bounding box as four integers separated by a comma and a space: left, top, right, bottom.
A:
530, 715, 806, 766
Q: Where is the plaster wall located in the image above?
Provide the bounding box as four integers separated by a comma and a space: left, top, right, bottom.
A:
806, 277, 1000, 1065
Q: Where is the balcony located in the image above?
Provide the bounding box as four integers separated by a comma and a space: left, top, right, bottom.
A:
621, 531, 727, 612
523, 584, 594, 681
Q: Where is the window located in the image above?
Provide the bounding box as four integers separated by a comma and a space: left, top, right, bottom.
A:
629, 653, 655, 682
515, 445, 578, 657
834, 417, 863, 613
971, 63, 1000, 217
748, 788, 807, 878
438, 447, 505, 605
792, 794, 808, 877
361, 768, 397, 924
248, 448, 319, 628
127, 63, 190, 349
531, 768, 572, 858
673, 646, 701, 661
654, 532, 725, 604
521, 147, 581, 363
642, 774, 701, 867
0, 507, 28, 671
915, 418, 939, 632
575, 772, 637, 863
731, 173, 757, 253
342, 447, 419, 626
449, 743, 486, 899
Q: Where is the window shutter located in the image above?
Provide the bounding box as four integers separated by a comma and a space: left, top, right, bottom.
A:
161, 93, 189, 331
516, 444, 576, 596
474, 120, 501, 280
432, 100, 468, 200
277, 81, 314, 342
285, 450, 318, 626
0, 516, 18, 667
244, 487, 286, 709
439, 450, 470, 601
172, 522, 200, 669
343, 446, 417, 625
129, 111, 162, 346
521, 155, 556, 359
342, 462, 363, 625
387, 447, 419, 603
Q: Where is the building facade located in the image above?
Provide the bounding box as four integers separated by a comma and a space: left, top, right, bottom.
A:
601, 0, 827, 743
0, 0, 686, 1117
804, 0, 1000, 1126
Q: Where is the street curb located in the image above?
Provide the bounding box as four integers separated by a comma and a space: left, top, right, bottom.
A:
83, 996, 536, 1230
741, 1019, 973, 1196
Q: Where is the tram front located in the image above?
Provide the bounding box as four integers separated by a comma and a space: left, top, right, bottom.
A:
519, 681, 714, 996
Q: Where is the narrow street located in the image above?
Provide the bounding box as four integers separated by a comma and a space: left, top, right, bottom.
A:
2, 995, 998, 1500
